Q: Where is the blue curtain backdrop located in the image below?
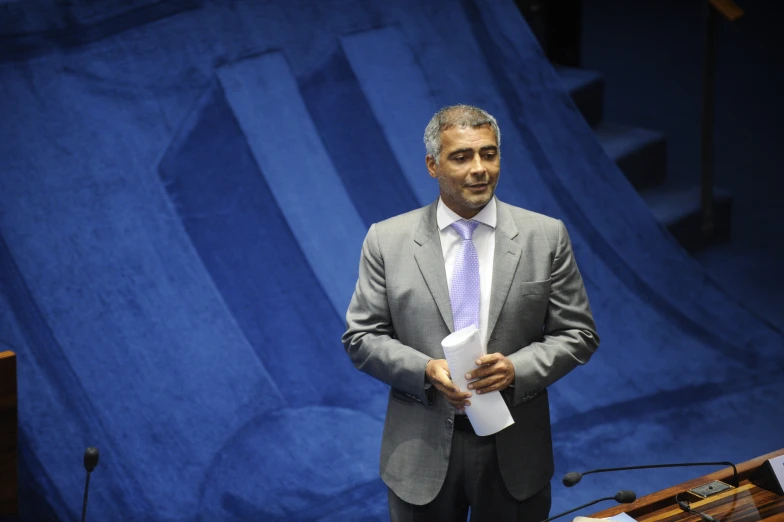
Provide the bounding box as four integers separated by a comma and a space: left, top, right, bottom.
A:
0, 0, 782, 520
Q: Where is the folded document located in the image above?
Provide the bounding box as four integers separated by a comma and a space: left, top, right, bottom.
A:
441, 326, 515, 436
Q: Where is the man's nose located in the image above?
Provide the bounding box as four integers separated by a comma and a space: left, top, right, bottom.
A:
470, 155, 487, 174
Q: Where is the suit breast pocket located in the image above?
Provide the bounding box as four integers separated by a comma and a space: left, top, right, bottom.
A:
518, 278, 551, 296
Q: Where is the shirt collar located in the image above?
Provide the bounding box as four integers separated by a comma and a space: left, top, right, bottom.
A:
436, 196, 497, 231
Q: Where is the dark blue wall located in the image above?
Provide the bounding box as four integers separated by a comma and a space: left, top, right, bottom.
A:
582, 0, 784, 329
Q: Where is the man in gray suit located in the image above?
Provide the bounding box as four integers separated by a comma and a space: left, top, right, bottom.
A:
342, 105, 599, 521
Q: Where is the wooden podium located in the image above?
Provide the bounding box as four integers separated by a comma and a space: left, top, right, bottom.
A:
0, 351, 17, 517
591, 448, 784, 521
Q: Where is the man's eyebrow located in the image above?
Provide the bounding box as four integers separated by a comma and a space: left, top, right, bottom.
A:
447, 145, 498, 157
447, 148, 474, 157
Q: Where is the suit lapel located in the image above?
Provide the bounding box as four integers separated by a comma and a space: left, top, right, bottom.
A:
487, 200, 521, 345
414, 201, 454, 332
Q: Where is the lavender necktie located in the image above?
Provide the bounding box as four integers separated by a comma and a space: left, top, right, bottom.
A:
450, 220, 481, 331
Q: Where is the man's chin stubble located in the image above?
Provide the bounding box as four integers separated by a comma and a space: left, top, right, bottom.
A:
437, 178, 494, 209
463, 189, 494, 208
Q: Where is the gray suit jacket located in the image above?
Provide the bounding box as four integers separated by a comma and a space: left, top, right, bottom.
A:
342, 198, 599, 505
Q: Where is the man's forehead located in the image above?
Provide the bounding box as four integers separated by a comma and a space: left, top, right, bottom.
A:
440, 125, 498, 149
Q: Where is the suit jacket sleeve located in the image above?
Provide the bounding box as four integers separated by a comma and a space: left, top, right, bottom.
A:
342, 224, 433, 404
507, 220, 599, 406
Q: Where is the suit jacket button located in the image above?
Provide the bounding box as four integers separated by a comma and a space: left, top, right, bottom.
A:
446, 418, 453, 428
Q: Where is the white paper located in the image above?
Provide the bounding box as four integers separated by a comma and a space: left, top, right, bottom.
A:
441, 326, 514, 436
770, 455, 784, 489
574, 514, 636, 522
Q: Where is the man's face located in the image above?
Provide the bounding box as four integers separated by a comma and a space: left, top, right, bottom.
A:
426, 124, 500, 219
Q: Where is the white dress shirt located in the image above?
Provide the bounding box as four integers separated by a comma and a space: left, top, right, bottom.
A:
437, 197, 496, 349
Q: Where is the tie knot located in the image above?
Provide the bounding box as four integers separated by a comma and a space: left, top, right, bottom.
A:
451, 220, 480, 240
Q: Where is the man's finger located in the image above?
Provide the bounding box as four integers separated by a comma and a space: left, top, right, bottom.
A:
440, 379, 461, 394
465, 365, 490, 381
466, 361, 504, 382
433, 377, 460, 393
475, 353, 502, 366
468, 355, 505, 378
432, 369, 457, 391
447, 397, 471, 408
470, 374, 505, 392
440, 380, 458, 393
470, 374, 500, 390
441, 386, 471, 401
444, 388, 472, 400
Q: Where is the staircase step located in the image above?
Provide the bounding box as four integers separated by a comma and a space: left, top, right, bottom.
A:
595, 122, 667, 190
641, 184, 733, 252
555, 65, 605, 127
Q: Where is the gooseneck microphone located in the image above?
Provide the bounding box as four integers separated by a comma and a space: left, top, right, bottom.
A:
563, 461, 739, 488
81, 447, 100, 522
677, 497, 721, 522
538, 490, 636, 522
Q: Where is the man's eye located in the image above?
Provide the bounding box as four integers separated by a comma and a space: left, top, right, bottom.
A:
483, 152, 497, 160
453, 156, 466, 162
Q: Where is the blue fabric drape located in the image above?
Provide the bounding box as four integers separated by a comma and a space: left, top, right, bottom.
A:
0, 0, 781, 520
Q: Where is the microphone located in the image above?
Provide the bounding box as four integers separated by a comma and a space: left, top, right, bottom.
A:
677, 497, 721, 522
563, 461, 739, 488
538, 490, 636, 522
81, 447, 99, 522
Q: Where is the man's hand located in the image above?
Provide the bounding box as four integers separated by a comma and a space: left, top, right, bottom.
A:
426, 359, 471, 411
465, 353, 515, 394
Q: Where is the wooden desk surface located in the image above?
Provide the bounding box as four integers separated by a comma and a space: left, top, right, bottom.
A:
591, 448, 784, 521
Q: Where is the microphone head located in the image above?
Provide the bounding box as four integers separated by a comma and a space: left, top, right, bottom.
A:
614, 490, 636, 503
84, 447, 99, 472
562, 471, 583, 487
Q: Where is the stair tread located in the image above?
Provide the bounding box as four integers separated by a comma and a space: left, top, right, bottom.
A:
594, 121, 666, 161
554, 65, 604, 93
641, 184, 732, 225
554, 65, 605, 127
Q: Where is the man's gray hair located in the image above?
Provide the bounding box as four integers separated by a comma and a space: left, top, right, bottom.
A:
423, 105, 501, 163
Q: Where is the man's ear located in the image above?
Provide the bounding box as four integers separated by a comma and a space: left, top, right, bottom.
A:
426, 155, 438, 179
